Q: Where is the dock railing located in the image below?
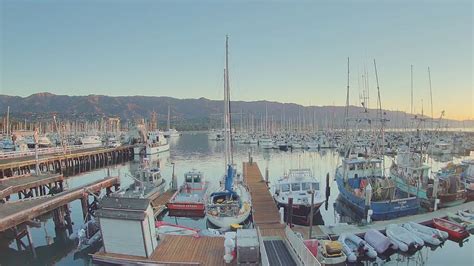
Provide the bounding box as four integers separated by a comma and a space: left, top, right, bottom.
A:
285, 226, 321, 266
257, 227, 270, 266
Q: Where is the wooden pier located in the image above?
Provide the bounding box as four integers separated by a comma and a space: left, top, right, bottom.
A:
0, 145, 133, 178
0, 176, 120, 232
0, 173, 64, 201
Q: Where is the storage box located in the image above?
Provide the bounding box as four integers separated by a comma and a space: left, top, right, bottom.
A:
236, 229, 259, 263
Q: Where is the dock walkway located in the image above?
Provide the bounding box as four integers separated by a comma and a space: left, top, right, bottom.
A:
0, 174, 64, 199
151, 189, 175, 217
0, 176, 119, 231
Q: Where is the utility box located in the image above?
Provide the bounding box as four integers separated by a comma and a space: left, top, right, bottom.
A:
236, 229, 259, 264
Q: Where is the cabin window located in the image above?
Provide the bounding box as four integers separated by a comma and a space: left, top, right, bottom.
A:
185, 175, 192, 182
349, 164, 355, 170
281, 184, 290, 192
302, 182, 311, 191
312, 183, 320, 190
291, 183, 301, 191
149, 174, 154, 182
193, 175, 201, 182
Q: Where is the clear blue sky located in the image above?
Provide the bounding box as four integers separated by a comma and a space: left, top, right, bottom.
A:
1, 0, 472, 119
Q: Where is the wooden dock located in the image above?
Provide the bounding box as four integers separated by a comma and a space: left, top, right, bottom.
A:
0, 145, 133, 178
151, 189, 176, 217
0, 173, 64, 200
0, 176, 120, 232
243, 162, 286, 236
93, 235, 229, 265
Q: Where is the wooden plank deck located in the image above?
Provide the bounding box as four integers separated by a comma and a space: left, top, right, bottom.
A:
0, 145, 132, 170
0, 176, 119, 231
319, 201, 474, 237
151, 189, 175, 216
93, 235, 231, 265
0, 173, 64, 198
243, 162, 282, 230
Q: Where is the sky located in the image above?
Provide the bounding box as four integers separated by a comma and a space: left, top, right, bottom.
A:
1, 0, 472, 120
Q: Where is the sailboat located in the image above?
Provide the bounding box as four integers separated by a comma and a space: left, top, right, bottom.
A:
163, 105, 181, 138
205, 35, 252, 229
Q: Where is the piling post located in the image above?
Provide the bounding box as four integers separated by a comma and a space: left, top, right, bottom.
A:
171, 162, 177, 191
309, 190, 315, 239
81, 194, 89, 221
287, 197, 293, 227
325, 172, 330, 210
26, 226, 37, 258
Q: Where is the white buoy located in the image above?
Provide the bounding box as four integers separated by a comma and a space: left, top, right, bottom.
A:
367, 209, 373, 224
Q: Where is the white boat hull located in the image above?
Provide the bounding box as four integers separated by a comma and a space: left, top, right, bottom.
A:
146, 143, 170, 155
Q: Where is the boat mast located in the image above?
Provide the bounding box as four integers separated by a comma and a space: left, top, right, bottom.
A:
344, 57, 350, 156
428, 67, 434, 130
411, 65, 414, 116
224, 35, 233, 167
373, 59, 385, 176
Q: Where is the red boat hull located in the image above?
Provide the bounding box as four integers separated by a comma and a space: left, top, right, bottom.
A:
433, 218, 469, 240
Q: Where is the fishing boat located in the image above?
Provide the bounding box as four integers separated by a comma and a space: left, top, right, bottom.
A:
335, 155, 420, 220
336, 59, 420, 220
205, 35, 252, 230
167, 170, 209, 216
272, 169, 325, 225
80, 135, 102, 147
114, 159, 166, 200
433, 218, 470, 240
446, 212, 474, 234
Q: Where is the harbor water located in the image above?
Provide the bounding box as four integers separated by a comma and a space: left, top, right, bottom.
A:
0, 132, 473, 265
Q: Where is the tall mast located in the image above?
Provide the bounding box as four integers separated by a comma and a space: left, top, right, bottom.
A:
428, 67, 434, 130
374, 59, 385, 174
6, 106, 10, 137
224, 35, 233, 167
411, 65, 414, 115
344, 57, 350, 149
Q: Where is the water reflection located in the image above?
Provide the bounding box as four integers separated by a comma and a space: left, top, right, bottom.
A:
1, 132, 472, 265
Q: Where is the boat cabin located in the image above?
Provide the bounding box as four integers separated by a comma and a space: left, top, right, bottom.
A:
137, 167, 163, 185
275, 169, 320, 195
184, 170, 204, 190
342, 156, 383, 180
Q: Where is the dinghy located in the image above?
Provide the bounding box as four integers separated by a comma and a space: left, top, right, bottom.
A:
317, 240, 347, 266
155, 221, 199, 238
338, 233, 377, 262
433, 218, 469, 240
364, 229, 398, 254
401, 222, 446, 246
446, 213, 474, 234
386, 224, 424, 253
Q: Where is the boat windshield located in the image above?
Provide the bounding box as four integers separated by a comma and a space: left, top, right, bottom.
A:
302, 182, 311, 191
281, 184, 290, 192
312, 182, 319, 190
291, 183, 301, 191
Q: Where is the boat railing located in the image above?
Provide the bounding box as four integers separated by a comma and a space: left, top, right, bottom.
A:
285, 226, 321, 266
257, 227, 270, 266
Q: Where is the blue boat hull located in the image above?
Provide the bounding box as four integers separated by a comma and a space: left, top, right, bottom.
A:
336, 168, 420, 220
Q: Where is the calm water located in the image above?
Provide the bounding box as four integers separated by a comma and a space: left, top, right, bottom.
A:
1, 132, 473, 265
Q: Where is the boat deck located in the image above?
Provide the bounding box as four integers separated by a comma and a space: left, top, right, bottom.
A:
93, 235, 232, 265
0, 173, 64, 199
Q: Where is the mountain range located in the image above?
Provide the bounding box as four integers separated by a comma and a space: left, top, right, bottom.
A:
1, 93, 473, 131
